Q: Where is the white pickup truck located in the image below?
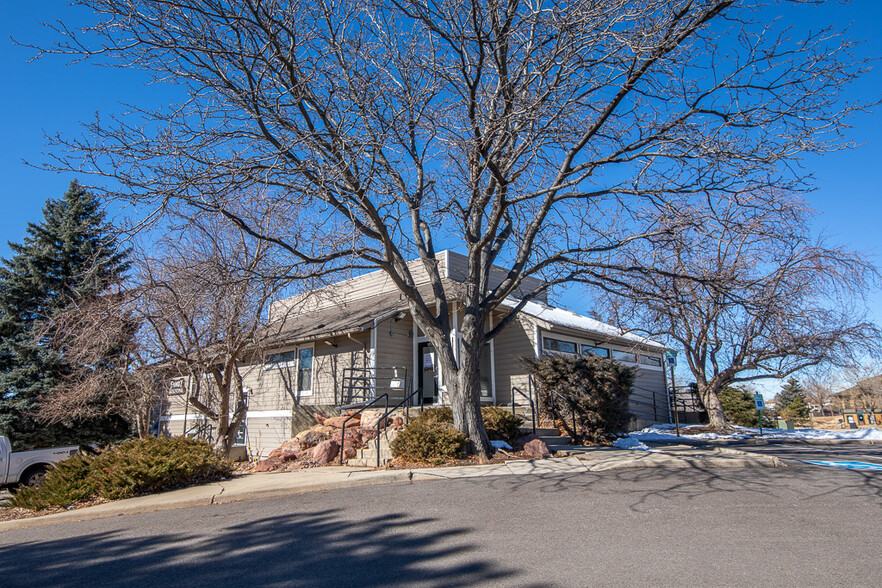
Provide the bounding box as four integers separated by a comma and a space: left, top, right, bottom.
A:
0, 436, 79, 488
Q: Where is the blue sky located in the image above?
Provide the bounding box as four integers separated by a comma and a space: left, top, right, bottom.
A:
2, 1, 880, 393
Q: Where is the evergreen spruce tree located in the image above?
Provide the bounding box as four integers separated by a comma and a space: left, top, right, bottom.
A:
0, 181, 130, 449
774, 377, 811, 420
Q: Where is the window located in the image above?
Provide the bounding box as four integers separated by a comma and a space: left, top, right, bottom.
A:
582, 345, 610, 358
543, 337, 577, 354
611, 349, 637, 363
479, 343, 493, 398
297, 347, 313, 394
233, 422, 247, 446
264, 350, 298, 369
639, 355, 662, 367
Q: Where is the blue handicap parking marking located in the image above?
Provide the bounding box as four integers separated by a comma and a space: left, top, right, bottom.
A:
801, 460, 882, 471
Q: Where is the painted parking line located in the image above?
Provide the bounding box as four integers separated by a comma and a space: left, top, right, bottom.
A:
800, 460, 882, 471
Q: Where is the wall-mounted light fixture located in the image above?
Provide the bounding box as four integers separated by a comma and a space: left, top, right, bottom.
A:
323, 340, 337, 348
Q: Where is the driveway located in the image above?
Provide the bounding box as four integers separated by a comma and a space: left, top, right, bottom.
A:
1, 464, 880, 587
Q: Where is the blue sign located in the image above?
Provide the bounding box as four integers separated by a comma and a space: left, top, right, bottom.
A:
753, 394, 765, 411
664, 350, 677, 366
801, 460, 882, 471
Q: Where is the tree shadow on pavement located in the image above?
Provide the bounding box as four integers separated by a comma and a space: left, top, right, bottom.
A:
465, 459, 882, 513
0, 508, 531, 588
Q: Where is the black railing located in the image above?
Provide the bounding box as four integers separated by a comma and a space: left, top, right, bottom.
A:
338, 366, 408, 406
510, 386, 537, 435
369, 387, 424, 467
339, 393, 389, 465
549, 390, 578, 442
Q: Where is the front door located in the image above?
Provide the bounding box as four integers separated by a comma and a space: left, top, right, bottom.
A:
418, 342, 438, 404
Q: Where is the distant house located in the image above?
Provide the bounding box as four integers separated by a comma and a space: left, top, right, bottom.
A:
833, 377, 882, 428
160, 251, 672, 457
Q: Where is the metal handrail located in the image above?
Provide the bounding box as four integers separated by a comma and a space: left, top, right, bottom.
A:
339, 393, 389, 465
370, 387, 424, 467
548, 389, 578, 442
510, 387, 537, 435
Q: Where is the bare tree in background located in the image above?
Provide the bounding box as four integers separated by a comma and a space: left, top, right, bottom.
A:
135, 219, 290, 457
38, 290, 161, 438
36, 0, 872, 455
597, 194, 879, 429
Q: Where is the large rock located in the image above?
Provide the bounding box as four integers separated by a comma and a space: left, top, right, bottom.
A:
392, 416, 406, 429
253, 459, 281, 472
324, 414, 360, 429
355, 427, 378, 442
332, 428, 363, 449
522, 438, 551, 459
311, 439, 340, 464
267, 439, 304, 461
342, 446, 357, 461
297, 428, 334, 448
360, 410, 390, 430
513, 434, 539, 450
312, 411, 328, 425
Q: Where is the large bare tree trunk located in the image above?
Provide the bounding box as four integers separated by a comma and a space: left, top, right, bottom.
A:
450, 339, 493, 459
697, 382, 730, 430
421, 318, 493, 458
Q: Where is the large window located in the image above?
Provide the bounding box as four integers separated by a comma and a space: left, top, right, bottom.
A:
582, 345, 610, 358
639, 355, 662, 367
479, 343, 493, 398
543, 337, 577, 354
264, 350, 298, 369
611, 349, 637, 363
297, 347, 313, 394
264, 346, 314, 396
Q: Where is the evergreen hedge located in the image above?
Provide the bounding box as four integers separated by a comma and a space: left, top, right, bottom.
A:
7, 436, 233, 510
524, 354, 633, 444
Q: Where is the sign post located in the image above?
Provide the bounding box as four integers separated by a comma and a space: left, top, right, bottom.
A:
753, 393, 765, 437
665, 351, 679, 437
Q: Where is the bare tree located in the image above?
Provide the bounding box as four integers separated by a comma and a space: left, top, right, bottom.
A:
36, 0, 871, 454
38, 290, 161, 438
135, 218, 289, 456
597, 194, 879, 429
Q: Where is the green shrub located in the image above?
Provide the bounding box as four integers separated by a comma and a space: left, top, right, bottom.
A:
481, 407, 524, 443
8, 436, 234, 510
524, 354, 633, 444
412, 407, 454, 426
719, 386, 775, 427
390, 419, 468, 464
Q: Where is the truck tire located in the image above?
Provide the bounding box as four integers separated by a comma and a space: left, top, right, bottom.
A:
19, 465, 49, 488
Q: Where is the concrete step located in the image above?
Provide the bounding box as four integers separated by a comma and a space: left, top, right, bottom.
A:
530, 427, 563, 437
540, 435, 571, 446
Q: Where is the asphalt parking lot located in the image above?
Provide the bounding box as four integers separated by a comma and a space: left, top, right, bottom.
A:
2, 445, 881, 587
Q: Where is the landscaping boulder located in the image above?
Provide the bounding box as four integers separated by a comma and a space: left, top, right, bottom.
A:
360, 410, 389, 430
392, 416, 406, 429
324, 414, 359, 429
356, 427, 378, 442
522, 438, 551, 459
312, 411, 329, 425
311, 439, 340, 464
512, 434, 539, 450
332, 428, 363, 449
267, 439, 304, 461
298, 431, 325, 448
342, 446, 357, 461
253, 459, 281, 472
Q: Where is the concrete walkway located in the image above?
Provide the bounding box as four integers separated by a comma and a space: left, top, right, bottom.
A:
0, 445, 781, 532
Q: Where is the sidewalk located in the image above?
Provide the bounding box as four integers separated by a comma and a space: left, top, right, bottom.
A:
0, 445, 781, 532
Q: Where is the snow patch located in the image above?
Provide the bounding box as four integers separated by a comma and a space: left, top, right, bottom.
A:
490, 440, 513, 450
611, 437, 662, 452
501, 298, 664, 348
625, 423, 882, 442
